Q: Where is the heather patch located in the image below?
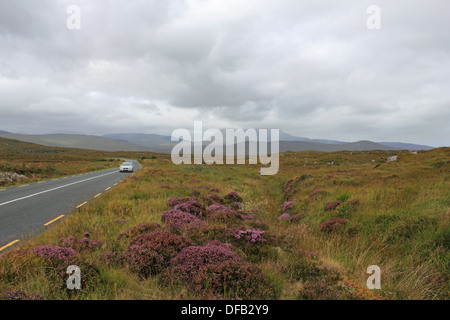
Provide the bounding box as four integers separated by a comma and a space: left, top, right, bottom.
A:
229, 202, 242, 210
59, 235, 101, 251
161, 209, 205, 233
122, 245, 165, 279
33, 246, 77, 264
206, 205, 242, 223
117, 222, 162, 240
2, 289, 44, 300
281, 201, 295, 212
168, 242, 242, 281
224, 191, 243, 203
201, 193, 225, 206
128, 231, 192, 263
162, 241, 275, 299
278, 212, 291, 221
122, 231, 192, 279
324, 200, 342, 211
174, 200, 206, 217
320, 217, 348, 233
167, 196, 191, 207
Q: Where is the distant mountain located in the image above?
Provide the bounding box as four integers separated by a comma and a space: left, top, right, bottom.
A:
0, 134, 149, 152
103, 133, 174, 153
376, 142, 434, 151
278, 130, 347, 145
278, 140, 397, 153
0, 131, 434, 153
0, 130, 12, 134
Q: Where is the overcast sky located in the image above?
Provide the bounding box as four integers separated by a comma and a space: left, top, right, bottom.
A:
0, 0, 449, 146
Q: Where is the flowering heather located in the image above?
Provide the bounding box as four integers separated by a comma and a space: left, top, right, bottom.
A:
3, 289, 44, 300
320, 217, 348, 233
128, 231, 192, 263
201, 193, 225, 206
290, 214, 305, 223
161, 209, 205, 233
248, 219, 268, 230
282, 201, 295, 212
229, 202, 242, 210
224, 191, 243, 203
33, 246, 77, 263
123, 245, 165, 279
278, 212, 291, 221
207, 204, 235, 214
167, 196, 191, 207
234, 229, 266, 244
117, 222, 162, 240
199, 260, 276, 299
210, 187, 220, 193
206, 205, 241, 223
324, 200, 342, 211
174, 200, 206, 217
168, 242, 242, 281
60, 236, 101, 251
189, 178, 200, 183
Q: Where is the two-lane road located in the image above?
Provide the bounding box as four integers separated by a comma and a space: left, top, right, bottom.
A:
0, 160, 141, 251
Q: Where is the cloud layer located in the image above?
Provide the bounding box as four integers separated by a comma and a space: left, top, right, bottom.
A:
0, 0, 449, 146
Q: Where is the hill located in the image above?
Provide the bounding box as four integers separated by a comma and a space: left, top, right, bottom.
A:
0, 134, 149, 152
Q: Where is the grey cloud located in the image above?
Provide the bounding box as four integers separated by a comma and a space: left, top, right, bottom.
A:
0, 0, 449, 146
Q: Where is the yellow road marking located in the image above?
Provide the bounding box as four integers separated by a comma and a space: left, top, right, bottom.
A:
0, 189, 5, 192
0, 240, 19, 252
113, 183, 118, 186
105, 187, 111, 191
76, 201, 87, 209
18, 184, 29, 188
94, 193, 102, 198
44, 215, 65, 226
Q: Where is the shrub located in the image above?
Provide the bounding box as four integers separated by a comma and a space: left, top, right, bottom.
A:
122, 245, 165, 279
128, 231, 192, 263
33, 246, 77, 264
201, 193, 225, 206
168, 242, 242, 281
278, 213, 291, 221
229, 202, 242, 210
60, 235, 101, 251
2, 289, 44, 300
281, 201, 295, 212
234, 229, 266, 244
199, 260, 276, 299
167, 197, 191, 207
320, 217, 348, 233
324, 200, 342, 211
206, 205, 241, 223
175, 200, 206, 217
163, 242, 274, 299
224, 191, 243, 203
161, 209, 205, 233
117, 222, 162, 240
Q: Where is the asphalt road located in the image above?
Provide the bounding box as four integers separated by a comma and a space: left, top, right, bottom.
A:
0, 160, 141, 252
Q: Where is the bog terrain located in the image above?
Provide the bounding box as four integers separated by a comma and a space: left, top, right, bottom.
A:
0, 137, 448, 300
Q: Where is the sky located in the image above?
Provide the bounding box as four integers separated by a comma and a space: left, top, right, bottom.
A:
0, 0, 449, 147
